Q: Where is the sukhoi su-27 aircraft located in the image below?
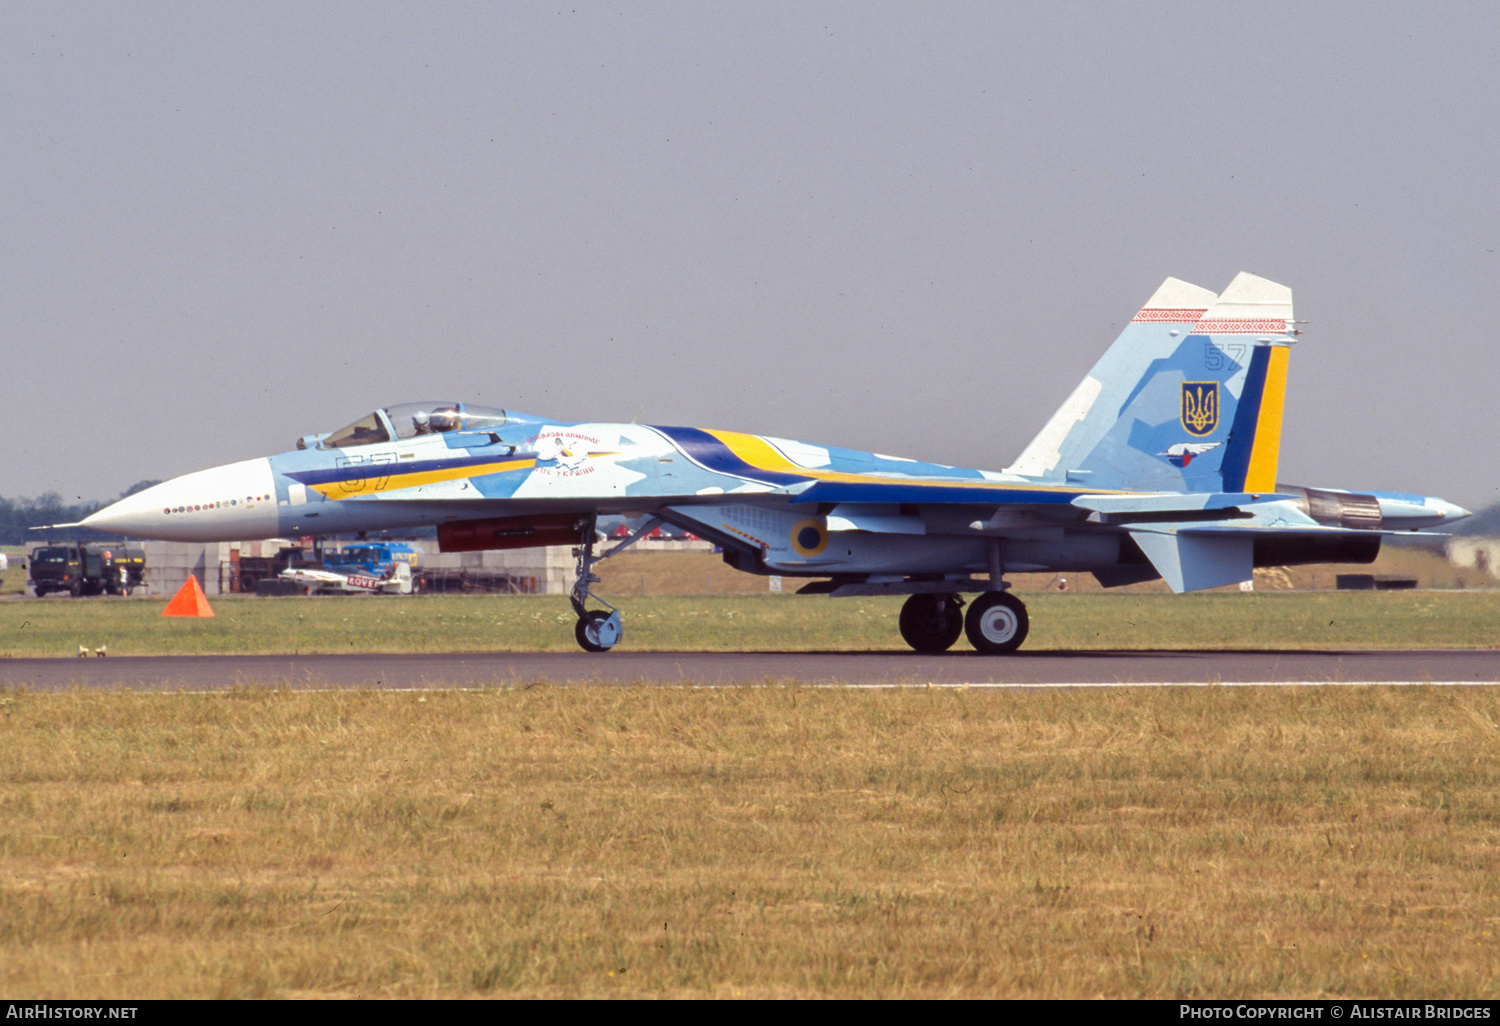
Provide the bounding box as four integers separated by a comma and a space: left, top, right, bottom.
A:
80, 273, 1469, 652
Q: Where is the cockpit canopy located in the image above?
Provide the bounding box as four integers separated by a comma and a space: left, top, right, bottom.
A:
309, 402, 509, 450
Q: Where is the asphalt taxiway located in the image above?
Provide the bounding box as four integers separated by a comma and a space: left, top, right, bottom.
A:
1, 649, 1497, 691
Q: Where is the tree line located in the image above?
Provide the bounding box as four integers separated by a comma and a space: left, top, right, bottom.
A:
0, 482, 160, 545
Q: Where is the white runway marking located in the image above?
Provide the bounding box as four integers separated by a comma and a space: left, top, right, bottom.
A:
40, 680, 1494, 697
825, 680, 1487, 689
230, 680, 1500, 692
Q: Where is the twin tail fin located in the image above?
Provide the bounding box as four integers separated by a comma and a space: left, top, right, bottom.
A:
1007, 272, 1295, 495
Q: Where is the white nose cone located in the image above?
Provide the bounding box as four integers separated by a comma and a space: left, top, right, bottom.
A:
83, 458, 280, 542
1438, 500, 1473, 525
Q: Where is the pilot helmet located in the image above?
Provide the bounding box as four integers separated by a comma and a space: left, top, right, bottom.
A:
412, 410, 430, 433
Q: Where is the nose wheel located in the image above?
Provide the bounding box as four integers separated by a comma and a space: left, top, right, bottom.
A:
575, 609, 624, 652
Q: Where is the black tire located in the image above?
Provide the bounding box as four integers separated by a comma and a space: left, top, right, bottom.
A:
898, 594, 964, 652
69, 580, 82, 598
574, 610, 617, 653
964, 591, 1029, 654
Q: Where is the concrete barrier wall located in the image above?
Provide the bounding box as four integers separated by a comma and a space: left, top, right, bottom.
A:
421, 545, 573, 594
138, 535, 720, 598
142, 541, 235, 596
139, 539, 579, 596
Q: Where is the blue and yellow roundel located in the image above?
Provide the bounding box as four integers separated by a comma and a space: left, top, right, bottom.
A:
1181, 382, 1220, 437
789, 518, 828, 557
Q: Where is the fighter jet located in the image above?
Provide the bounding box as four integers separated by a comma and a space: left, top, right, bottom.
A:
81, 273, 1469, 653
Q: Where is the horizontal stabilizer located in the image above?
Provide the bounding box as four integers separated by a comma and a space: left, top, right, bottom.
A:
1127, 530, 1253, 593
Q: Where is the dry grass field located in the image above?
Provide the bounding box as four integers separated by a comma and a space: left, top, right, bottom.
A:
4, 545, 1498, 998
2, 684, 1497, 998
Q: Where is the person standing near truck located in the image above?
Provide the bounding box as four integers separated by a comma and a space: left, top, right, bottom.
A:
29, 544, 145, 596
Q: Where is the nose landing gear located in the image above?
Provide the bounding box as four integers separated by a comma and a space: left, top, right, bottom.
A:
569, 514, 664, 652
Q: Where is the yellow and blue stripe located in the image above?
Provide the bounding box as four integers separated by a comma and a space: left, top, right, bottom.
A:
287, 452, 539, 499
654, 426, 1094, 505
1218, 344, 1290, 493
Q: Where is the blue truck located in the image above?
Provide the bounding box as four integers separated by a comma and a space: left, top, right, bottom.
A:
324, 542, 422, 578
279, 542, 424, 595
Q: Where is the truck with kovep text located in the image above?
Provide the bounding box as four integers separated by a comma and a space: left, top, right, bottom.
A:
29, 544, 146, 597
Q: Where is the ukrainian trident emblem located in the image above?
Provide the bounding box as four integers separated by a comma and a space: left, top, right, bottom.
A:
1181, 382, 1219, 437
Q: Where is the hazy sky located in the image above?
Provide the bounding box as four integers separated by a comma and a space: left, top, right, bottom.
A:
5, 2, 1497, 511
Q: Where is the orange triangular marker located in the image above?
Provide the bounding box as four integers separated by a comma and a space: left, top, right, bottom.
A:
162, 575, 215, 617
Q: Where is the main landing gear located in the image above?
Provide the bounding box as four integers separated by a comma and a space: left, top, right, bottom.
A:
898, 594, 964, 653
897, 590, 1029, 654
569, 514, 663, 652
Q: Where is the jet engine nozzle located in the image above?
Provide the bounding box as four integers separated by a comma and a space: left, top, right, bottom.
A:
1279, 484, 1472, 532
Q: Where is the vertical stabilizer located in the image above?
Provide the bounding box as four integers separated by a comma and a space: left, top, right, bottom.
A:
1012, 272, 1294, 494
1004, 278, 1217, 481
1207, 273, 1295, 493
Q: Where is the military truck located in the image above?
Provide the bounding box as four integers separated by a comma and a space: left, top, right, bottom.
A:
29, 544, 146, 597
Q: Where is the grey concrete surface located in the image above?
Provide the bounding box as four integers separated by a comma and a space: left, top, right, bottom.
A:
2, 649, 1497, 692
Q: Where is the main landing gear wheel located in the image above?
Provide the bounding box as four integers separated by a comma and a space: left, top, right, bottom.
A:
898, 593, 965, 653
575, 609, 624, 653
964, 591, 1029, 654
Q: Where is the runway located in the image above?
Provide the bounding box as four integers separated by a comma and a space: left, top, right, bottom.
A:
2, 649, 1498, 691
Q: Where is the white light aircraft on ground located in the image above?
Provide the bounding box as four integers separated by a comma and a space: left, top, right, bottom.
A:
278, 561, 415, 595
